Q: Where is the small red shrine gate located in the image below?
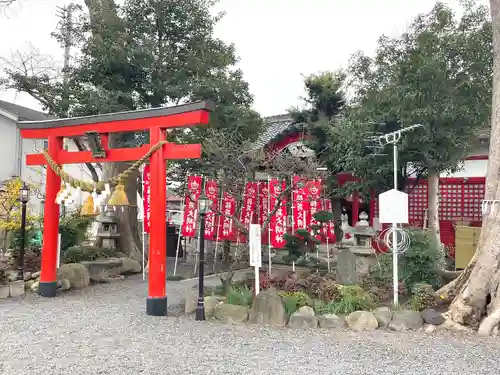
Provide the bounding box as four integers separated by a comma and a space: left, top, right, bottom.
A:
17, 101, 213, 316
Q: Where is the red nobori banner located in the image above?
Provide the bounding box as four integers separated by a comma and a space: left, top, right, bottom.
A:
142, 164, 151, 233
218, 192, 236, 240
306, 179, 323, 230
181, 175, 203, 237
292, 175, 310, 232
204, 179, 219, 240
239, 182, 258, 242
269, 179, 287, 248
322, 199, 336, 242
258, 181, 269, 244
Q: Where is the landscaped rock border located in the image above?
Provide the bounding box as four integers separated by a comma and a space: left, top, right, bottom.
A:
0, 257, 142, 300
184, 290, 459, 333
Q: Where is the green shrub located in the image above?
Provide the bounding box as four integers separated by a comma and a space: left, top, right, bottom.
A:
59, 212, 94, 251
61, 245, 118, 264
282, 295, 299, 316
279, 291, 312, 316
315, 285, 375, 315
407, 283, 437, 311
372, 228, 445, 290
226, 285, 253, 306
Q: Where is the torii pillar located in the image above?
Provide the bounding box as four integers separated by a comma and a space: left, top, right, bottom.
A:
17, 101, 214, 316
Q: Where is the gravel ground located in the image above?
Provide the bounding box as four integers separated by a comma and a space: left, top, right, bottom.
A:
0, 273, 499, 375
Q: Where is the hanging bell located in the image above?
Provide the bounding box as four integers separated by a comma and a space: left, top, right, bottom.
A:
80, 195, 99, 217
108, 183, 129, 207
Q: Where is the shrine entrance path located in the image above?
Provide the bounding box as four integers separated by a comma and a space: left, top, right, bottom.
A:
0, 274, 498, 375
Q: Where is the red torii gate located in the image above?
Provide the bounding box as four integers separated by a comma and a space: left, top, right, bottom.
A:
17, 101, 213, 316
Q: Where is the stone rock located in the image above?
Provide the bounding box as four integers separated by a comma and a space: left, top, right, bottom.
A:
6, 271, 18, 282
214, 303, 249, 323
0, 284, 9, 299
31, 271, 41, 279
60, 278, 71, 291
184, 292, 220, 317
30, 281, 39, 292
423, 324, 437, 333
185, 291, 198, 314
388, 310, 424, 331
119, 258, 142, 274
57, 263, 90, 289
288, 306, 318, 328
80, 259, 122, 282
345, 311, 378, 331
421, 308, 445, 325
318, 313, 345, 329
25, 280, 34, 290
23, 272, 32, 281
204, 296, 220, 317
373, 307, 392, 328
248, 291, 288, 327
9, 280, 25, 297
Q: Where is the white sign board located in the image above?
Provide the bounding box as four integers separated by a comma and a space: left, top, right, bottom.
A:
378, 189, 409, 224
249, 224, 262, 267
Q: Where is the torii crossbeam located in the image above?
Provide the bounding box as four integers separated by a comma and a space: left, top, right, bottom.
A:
18, 100, 214, 316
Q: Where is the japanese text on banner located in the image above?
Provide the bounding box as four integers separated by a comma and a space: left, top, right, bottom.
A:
218, 192, 236, 240
292, 175, 310, 232
142, 165, 151, 233
306, 179, 323, 231
203, 179, 219, 240
269, 179, 287, 248
258, 181, 269, 244
239, 182, 258, 243
181, 175, 203, 237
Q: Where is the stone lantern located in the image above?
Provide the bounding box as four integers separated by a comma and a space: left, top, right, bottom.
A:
350, 211, 376, 277
96, 206, 120, 249
337, 211, 377, 284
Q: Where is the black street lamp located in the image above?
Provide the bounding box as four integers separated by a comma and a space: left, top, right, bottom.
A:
195, 193, 212, 321
18, 182, 30, 281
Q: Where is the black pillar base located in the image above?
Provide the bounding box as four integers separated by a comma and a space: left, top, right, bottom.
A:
38, 281, 57, 297
146, 296, 168, 316
195, 299, 205, 321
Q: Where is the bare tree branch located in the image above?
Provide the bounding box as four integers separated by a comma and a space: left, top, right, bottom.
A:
0, 47, 101, 183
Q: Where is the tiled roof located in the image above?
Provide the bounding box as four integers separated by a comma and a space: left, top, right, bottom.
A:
0, 100, 53, 121
249, 114, 297, 151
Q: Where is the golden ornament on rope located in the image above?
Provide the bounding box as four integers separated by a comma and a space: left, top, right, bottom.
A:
80, 195, 99, 217
40, 140, 166, 215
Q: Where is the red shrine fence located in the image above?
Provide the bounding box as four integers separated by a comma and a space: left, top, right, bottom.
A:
374, 177, 485, 256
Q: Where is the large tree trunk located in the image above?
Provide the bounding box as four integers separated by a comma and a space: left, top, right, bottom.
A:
443, 0, 500, 335
427, 169, 441, 244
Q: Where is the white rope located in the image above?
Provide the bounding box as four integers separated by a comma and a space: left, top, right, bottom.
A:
382, 226, 411, 254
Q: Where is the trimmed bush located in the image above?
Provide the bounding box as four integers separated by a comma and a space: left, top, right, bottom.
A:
61, 245, 118, 264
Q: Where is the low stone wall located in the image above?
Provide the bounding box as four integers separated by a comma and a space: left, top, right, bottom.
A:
184, 291, 466, 333
0, 257, 142, 300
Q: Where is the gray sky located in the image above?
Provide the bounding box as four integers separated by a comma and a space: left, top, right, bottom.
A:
0, 0, 484, 117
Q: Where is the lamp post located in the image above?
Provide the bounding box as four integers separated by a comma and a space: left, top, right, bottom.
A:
195, 193, 212, 321
18, 182, 30, 281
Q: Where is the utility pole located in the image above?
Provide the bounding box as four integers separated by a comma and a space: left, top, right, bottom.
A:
55, 4, 77, 218
56, 4, 77, 85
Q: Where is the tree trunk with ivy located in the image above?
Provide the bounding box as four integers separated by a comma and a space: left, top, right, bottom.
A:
438, 0, 500, 335
427, 170, 441, 245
